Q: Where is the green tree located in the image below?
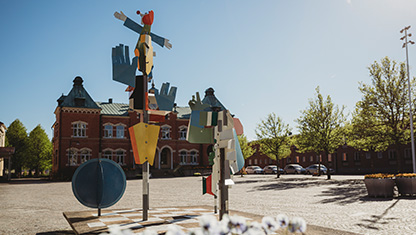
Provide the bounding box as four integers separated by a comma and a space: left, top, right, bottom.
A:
237, 134, 255, 160
26, 125, 52, 176
6, 119, 28, 177
296, 87, 345, 179
256, 113, 291, 178
350, 57, 415, 172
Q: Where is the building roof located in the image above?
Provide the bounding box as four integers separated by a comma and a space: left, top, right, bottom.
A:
175, 106, 191, 119
202, 88, 227, 111
96, 102, 129, 116
58, 77, 101, 109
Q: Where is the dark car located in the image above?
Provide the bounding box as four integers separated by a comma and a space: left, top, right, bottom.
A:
283, 164, 306, 174
263, 165, 284, 174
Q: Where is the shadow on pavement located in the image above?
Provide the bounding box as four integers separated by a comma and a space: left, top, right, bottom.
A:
355, 199, 400, 231
36, 230, 75, 235
6, 178, 53, 184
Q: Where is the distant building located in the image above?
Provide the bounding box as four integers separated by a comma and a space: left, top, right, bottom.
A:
52, 76, 219, 179
0, 122, 6, 176
245, 142, 414, 174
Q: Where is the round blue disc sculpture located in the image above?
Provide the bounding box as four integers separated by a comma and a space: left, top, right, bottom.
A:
72, 158, 126, 209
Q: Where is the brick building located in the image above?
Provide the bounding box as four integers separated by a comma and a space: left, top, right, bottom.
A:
245, 142, 414, 174
52, 77, 214, 179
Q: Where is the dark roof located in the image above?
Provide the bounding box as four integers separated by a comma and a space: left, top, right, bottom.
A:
96, 102, 129, 116
58, 77, 101, 109
202, 87, 227, 111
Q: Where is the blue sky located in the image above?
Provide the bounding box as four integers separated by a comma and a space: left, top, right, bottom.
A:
1, 0, 416, 141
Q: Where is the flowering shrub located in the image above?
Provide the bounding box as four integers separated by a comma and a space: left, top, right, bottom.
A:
100, 214, 306, 235
364, 173, 394, 179
396, 173, 416, 178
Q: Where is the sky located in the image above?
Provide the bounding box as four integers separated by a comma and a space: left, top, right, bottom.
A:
1, 0, 416, 141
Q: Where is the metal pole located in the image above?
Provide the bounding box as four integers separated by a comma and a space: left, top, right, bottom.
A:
219, 147, 228, 219
402, 26, 416, 173
142, 74, 150, 221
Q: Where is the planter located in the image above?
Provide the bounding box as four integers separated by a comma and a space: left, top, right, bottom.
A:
396, 177, 416, 196
364, 178, 395, 198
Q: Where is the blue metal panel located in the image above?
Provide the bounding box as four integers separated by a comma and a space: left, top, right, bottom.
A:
72, 158, 126, 209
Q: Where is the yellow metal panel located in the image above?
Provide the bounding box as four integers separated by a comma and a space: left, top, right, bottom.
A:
130, 122, 160, 165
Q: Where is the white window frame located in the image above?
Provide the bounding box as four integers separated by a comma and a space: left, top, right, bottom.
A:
116, 125, 125, 138
388, 149, 397, 160
104, 124, 113, 138
67, 148, 78, 166
161, 125, 171, 140
179, 150, 187, 165
189, 150, 198, 165
115, 149, 126, 165
80, 148, 91, 164
178, 126, 187, 140
103, 149, 113, 161
72, 121, 87, 137
377, 152, 383, 159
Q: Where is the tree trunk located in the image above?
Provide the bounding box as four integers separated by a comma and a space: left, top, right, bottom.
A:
276, 159, 280, 178
326, 152, 331, 180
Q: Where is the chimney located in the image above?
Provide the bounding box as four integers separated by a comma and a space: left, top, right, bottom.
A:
108, 98, 113, 104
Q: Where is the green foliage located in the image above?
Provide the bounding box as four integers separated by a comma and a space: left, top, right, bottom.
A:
208, 151, 215, 165
237, 134, 255, 160
296, 87, 345, 155
349, 57, 414, 152
26, 125, 52, 175
6, 119, 28, 176
255, 113, 291, 160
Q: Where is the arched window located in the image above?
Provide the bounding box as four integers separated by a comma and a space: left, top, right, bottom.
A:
179, 150, 187, 165
161, 125, 171, 140
80, 148, 91, 164
115, 149, 126, 165
103, 150, 113, 160
104, 124, 113, 138
178, 126, 187, 140
67, 148, 78, 166
72, 121, 87, 137
190, 150, 198, 165
160, 148, 170, 166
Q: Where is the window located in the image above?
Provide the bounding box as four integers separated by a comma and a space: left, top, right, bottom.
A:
318, 155, 322, 162
254, 159, 258, 164
72, 122, 87, 137
328, 154, 332, 162
295, 156, 299, 163
179, 150, 187, 165
259, 159, 262, 164
161, 125, 171, 140
190, 151, 198, 165
269, 158, 272, 164
161, 148, 170, 165
388, 150, 397, 160
80, 149, 91, 164
354, 152, 361, 162
287, 157, 291, 163
248, 159, 252, 165
115, 150, 125, 165
309, 156, 313, 162
116, 125, 124, 138
68, 148, 78, 166
179, 126, 187, 140
302, 156, 306, 162
377, 152, 383, 159
365, 152, 371, 159
103, 150, 112, 160
104, 124, 113, 138
405, 148, 411, 159
342, 153, 348, 162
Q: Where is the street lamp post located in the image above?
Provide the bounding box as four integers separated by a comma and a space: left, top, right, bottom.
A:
400, 26, 416, 173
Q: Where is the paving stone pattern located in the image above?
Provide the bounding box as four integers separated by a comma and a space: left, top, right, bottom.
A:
1, 175, 415, 234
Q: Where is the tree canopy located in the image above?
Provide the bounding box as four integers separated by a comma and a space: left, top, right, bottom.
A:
237, 134, 255, 160
26, 125, 52, 176
349, 57, 415, 153
256, 113, 292, 161
296, 87, 345, 157
6, 119, 28, 176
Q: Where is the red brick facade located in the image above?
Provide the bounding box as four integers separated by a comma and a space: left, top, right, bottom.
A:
52, 78, 213, 179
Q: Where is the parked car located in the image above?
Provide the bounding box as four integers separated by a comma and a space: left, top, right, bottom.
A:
305, 164, 334, 174
245, 166, 264, 174
263, 165, 284, 174
283, 164, 306, 174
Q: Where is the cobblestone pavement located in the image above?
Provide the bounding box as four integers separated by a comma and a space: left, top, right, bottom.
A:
0, 175, 415, 234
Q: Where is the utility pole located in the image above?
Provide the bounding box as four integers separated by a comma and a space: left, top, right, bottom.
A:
400, 26, 416, 173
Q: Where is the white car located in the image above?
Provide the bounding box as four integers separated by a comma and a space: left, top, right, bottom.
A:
245, 166, 264, 174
